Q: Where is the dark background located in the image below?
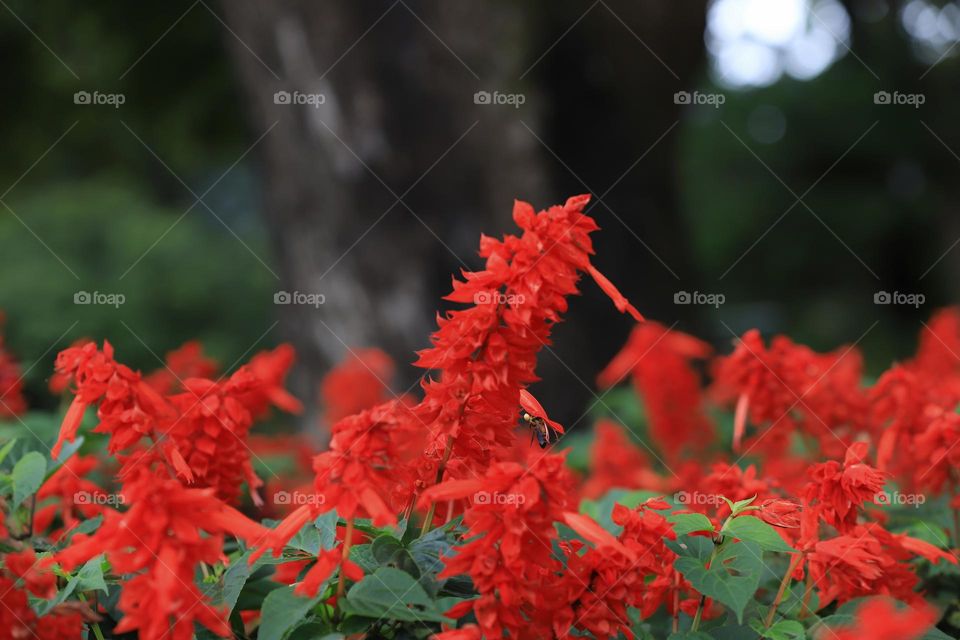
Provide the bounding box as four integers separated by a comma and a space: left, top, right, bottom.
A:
1, 0, 958, 432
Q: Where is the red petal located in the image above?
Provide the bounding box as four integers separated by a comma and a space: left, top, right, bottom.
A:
586, 264, 644, 322
733, 393, 749, 452
52, 397, 88, 459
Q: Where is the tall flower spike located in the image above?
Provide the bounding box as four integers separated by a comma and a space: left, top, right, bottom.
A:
49, 469, 269, 640
412, 195, 644, 485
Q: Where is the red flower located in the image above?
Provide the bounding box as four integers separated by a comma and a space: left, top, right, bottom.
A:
34, 454, 107, 538
582, 419, 662, 499
804, 522, 955, 608
143, 340, 218, 394
712, 331, 866, 458
412, 195, 644, 486
820, 598, 938, 640
238, 344, 303, 418
49, 469, 268, 640
320, 348, 398, 424
0, 575, 84, 639
599, 321, 711, 460
167, 368, 264, 505
803, 442, 887, 533
0, 316, 26, 418
251, 400, 422, 572
419, 453, 576, 639
51, 341, 176, 460
4, 549, 57, 598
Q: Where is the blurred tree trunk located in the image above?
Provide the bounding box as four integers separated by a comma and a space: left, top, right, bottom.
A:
532, 0, 709, 422
220, 0, 708, 428
219, 1, 548, 428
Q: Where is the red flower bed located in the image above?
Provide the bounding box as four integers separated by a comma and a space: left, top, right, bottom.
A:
0, 195, 956, 639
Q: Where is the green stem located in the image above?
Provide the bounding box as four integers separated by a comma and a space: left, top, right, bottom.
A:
765, 554, 801, 627
691, 536, 725, 632
336, 518, 355, 604
691, 594, 707, 631
420, 435, 454, 535
90, 622, 106, 640
78, 594, 105, 640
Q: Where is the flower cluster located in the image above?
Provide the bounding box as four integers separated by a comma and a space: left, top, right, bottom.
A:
1, 195, 959, 639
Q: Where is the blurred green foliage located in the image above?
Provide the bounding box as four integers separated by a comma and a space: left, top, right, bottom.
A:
0, 180, 273, 406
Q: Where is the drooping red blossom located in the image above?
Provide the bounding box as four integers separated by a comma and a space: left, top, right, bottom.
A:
0, 316, 26, 418
758, 497, 802, 529
34, 454, 107, 537
49, 468, 269, 640
805, 522, 955, 607
913, 307, 960, 379
166, 367, 265, 506
238, 344, 304, 418
0, 575, 85, 640
563, 498, 702, 638
320, 348, 398, 424
582, 419, 663, 499
711, 330, 866, 458
251, 400, 422, 571
50, 341, 176, 461
820, 598, 938, 640
4, 548, 57, 598
870, 311, 960, 484
143, 340, 219, 394
419, 453, 577, 639
599, 321, 712, 460
803, 441, 887, 533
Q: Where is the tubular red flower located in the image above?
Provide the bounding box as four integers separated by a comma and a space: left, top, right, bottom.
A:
599, 322, 712, 460
48, 469, 269, 640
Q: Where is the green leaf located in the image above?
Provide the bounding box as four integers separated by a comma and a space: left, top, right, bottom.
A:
75, 554, 108, 593
669, 513, 715, 537
667, 632, 714, 639
51, 435, 84, 466
288, 522, 321, 556
723, 516, 795, 553
258, 585, 323, 640
315, 512, 338, 550
674, 540, 764, 623
0, 439, 17, 466
665, 534, 715, 562
722, 495, 758, 517
750, 617, 804, 640
205, 553, 254, 616
11, 451, 46, 507
343, 567, 452, 624
38, 555, 107, 615
349, 544, 378, 573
